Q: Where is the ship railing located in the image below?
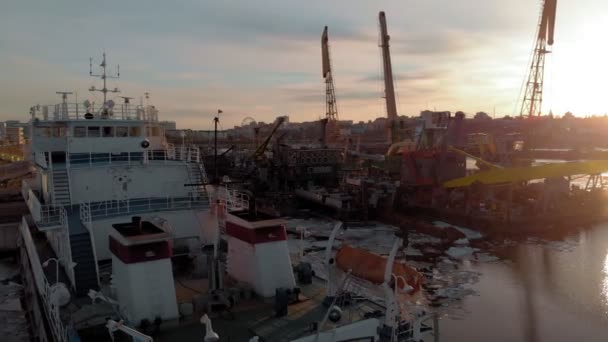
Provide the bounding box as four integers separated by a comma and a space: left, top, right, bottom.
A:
166, 143, 201, 163
59, 207, 76, 288
22, 180, 62, 229
19, 217, 71, 342
79, 203, 101, 288
217, 187, 249, 213
66, 146, 202, 169
45, 208, 76, 289
34, 151, 48, 169
31, 102, 159, 122
86, 196, 209, 220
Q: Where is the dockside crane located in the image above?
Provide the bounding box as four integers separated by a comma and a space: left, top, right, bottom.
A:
322, 26, 340, 145
520, 0, 558, 117
379, 11, 399, 144
252, 116, 287, 162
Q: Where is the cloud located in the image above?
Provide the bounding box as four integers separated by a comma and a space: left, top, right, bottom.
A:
1, 0, 606, 126
358, 70, 443, 83
392, 30, 483, 56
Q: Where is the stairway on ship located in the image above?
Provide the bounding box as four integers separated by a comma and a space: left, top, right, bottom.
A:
52, 168, 71, 206
66, 206, 99, 297
187, 163, 209, 202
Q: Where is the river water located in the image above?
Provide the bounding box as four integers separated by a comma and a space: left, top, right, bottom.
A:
287, 218, 608, 341
441, 223, 608, 341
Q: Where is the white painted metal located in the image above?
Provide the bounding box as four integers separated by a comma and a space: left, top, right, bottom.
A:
22, 180, 62, 229
382, 237, 402, 331
324, 221, 343, 298
79, 203, 101, 287
290, 318, 381, 342
20, 218, 70, 342
24, 93, 214, 340
106, 319, 153, 342
111, 255, 179, 324
226, 236, 296, 297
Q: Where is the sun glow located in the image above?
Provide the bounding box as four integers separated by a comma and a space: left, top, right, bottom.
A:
545, 19, 608, 116
602, 252, 608, 316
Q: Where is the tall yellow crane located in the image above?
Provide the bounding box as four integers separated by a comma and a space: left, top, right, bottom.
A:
322, 26, 340, 145
520, 0, 558, 117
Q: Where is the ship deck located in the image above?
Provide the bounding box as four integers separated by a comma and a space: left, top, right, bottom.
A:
155, 275, 386, 342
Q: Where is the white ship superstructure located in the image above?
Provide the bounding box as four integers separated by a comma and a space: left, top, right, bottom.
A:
21, 54, 211, 300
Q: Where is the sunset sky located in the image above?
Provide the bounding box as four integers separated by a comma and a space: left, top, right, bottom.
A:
1, 0, 606, 129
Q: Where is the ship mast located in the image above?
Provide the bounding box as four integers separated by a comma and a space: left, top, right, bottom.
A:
89, 52, 120, 103
520, 0, 557, 117
379, 11, 398, 143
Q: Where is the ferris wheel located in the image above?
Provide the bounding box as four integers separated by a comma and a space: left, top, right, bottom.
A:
241, 117, 257, 127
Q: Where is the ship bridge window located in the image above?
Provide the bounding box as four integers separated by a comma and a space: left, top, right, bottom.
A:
103, 126, 114, 137
35, 127, 51, 137
129, 126, 142, 137
52, 127, 66, 137
116, 126, 128, 137
87, 126, 100, 137
74, 126, 86, 137
146, 126, 161, 137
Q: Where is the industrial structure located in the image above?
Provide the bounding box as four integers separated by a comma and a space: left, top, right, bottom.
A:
379, 11, 398, 144
520, 0, 558, 117
321, 26, 340, 146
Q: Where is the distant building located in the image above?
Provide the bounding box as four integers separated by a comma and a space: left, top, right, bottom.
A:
0, 122, 6, 141
158, 121, 177, 131
5, 126, 25, 145
4, 120, 30, 140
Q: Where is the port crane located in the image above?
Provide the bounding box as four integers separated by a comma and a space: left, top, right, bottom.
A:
321, 26, 340, 145
379, 11, 398, 144
252, 116, 287, 162
520, 0, 557, 117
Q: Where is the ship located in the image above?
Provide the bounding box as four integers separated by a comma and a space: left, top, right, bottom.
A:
16, 54, 437, 342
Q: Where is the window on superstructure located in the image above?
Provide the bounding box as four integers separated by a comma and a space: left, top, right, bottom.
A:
129, 126, 141, 137
116, 127, 128, 137
87, 126, 100, 137
145, 126, 161, 137
74, 127, 86, 137
52, 127, 66, 137
103, 126, 114, 137
35, 127, 50, 137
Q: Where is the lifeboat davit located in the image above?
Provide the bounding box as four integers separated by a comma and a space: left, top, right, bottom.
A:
335, 245, 424, 293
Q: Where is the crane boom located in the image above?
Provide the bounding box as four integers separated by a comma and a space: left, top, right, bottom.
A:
520, 0, 558, 117
322, 26, 340, 145
252, 116, 286, 160
379, 11, 398, 143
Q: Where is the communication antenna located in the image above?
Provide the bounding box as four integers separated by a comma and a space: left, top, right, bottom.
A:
56, 91, 73, 118
89, 52, 120, 103
56, 91, 73, 104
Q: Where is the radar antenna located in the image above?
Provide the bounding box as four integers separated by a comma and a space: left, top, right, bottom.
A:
55, 91, 73, 103
55, 91, 73, 118
119, 96, 134, 117
118, 96, 133, 104
89, 52, 120, 103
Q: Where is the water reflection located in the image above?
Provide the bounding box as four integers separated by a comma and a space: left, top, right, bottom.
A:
602, 253, 608, 315
443, 224, 608, 341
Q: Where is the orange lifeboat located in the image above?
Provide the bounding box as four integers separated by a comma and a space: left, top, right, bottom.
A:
335, 245, 424, 293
